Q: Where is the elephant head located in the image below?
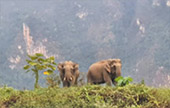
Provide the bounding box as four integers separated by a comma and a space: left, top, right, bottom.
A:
105, 59, 122, 81
57, 61, 79, 87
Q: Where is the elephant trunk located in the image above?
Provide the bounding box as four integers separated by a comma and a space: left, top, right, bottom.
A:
116, 65, 121, 77
64, 69, 74, 83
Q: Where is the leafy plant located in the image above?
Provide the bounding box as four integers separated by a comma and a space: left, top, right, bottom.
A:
140, 79, 145, 85
46, 73, 61, 88
115, 76, 133, 87
23, 53, 57, 89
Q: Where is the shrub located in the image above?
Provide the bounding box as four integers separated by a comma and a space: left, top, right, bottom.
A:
0, 84, 170, 108
46, 73, 61, 88
115, 76, 133, 87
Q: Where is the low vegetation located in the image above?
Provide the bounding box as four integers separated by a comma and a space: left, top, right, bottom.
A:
115, 76, 133, 87
0, 84, 170, 108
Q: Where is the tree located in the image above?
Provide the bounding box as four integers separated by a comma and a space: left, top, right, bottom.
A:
23, 53, 57, 89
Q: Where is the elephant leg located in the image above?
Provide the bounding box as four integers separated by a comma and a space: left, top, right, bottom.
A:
75, 78, 78, 85
87, 77, 94, 85
63, 81, 68, 87
87, 71, 93, 85
111, 78, 117, 86
103, 72, 112, 86
87, 78, 91, 84
76, 75, 80, 85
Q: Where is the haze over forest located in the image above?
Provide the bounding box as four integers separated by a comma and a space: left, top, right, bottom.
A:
0, 0, 170, 89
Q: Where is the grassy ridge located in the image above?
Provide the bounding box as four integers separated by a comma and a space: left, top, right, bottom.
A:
0, 84, 170, 108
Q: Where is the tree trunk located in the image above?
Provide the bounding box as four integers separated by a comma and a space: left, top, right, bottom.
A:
34, 70, 39, 89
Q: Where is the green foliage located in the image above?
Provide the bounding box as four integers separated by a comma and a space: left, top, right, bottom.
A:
0, 84, 170, 108
0, 86, 18, 107
23, 53, 57, 89
115, 76, 133, 87
46, 73, 61, 88
140, 79, 145, 85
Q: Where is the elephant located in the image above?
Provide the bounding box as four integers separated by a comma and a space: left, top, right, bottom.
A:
57, 61, 80, 87
87, 59, 122, 86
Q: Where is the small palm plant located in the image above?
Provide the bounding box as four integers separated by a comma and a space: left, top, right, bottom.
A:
23, 53, 57, 89
115, 76, 133, 87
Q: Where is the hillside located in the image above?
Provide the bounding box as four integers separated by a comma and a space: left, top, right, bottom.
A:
0, 0, 170, 89
0, 84, 170, 108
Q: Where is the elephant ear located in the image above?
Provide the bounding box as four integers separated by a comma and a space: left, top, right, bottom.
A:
57, 63, 64, 71
117, 59, 122, 67
73, 63, 79, 70
105, 63, 111, 73
57, 63, 65, 81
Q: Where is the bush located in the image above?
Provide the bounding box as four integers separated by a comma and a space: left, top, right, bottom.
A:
46, 73, 61, 88
115, 76, 133, 87
0, 84, 170, 108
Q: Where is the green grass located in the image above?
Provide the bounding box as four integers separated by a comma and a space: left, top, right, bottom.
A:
0, 84, 170, 108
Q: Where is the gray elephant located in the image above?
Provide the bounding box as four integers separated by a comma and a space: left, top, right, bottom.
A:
57, 61, 80, 87
87, 59, 122, 86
